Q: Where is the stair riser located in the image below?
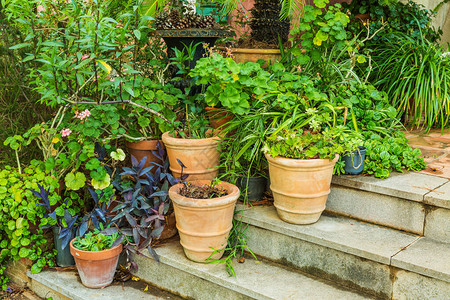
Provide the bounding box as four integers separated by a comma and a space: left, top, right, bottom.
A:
131, 254, 252, 300
244, 224, 392, 299
327, 185, 450, 243
30, 278, 71, 300
393, 270, 450, 299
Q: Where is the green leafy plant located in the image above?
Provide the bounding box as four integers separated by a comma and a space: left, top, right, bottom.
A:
370, 33, 450, 130
73, 230, 121, 252
0, 161, 58, 290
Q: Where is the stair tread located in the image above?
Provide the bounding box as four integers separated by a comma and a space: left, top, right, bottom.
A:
142, 240, 369, 300
332, 172, 449, 207
237, 205, 450, 282
27, 269, 177, 300
391, 238, 450, 282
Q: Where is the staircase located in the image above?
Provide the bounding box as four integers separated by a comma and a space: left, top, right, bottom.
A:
11, 172, 449, 299
129, 171, 449, 300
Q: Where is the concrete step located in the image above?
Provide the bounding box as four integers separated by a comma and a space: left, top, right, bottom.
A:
130, 239, 371, 300
236, 205, 450, 300
26, 269, 179, 300
328, 172, 450, 242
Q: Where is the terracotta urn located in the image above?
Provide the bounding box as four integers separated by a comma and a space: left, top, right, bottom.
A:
169, 180, 240, 262
125, 140, 163, 169
204, 106, 233, 131
162, 132, 221, 180
70, 240, 122, 288
265, 154, 339, 224
218, 47, 282, 65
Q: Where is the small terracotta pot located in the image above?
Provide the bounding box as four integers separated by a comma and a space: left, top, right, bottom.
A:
159, 211, 178, 240
70, 240, 122, 288
169, 180, 239, 262
265, 154, 339, 225
162, 132, 221, 181
204, 107, 233, 131
125, 140, 164, 170
221, 47, 282, 65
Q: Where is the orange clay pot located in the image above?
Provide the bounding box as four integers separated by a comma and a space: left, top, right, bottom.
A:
227, 48, 282, 64
70, 240, 122, 288
265, 154, 339, 225
169, 180, 239, 262
204, 107, 234, 131
125, 140, 164, 170
162, 132, 220, 181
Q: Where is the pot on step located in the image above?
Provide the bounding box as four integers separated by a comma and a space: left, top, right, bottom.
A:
169, 180, 239, 262
342, 146, 366, 175
70, 240, 122, 288
266, 154, 339, 225
53, 227, 75, 267
125, 140, 163, 169
162, 132, 221, 181
237, 176, 266, 202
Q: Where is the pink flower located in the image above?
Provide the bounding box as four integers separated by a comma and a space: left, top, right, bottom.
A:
81, 54, 89, 61
74, 109, 91, 121
84, 109, 91, 117
61, 128, 71, 137
110, 77, 115, 82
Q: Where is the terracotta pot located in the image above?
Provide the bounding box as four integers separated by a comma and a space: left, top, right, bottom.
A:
169, 180, 239, 262
220, 47, 282, 64
162, 132, 221, 181
265, 154, 339, 225
125, 140, 163, 170
70, 240, 122, 288
159, 211, 178, 240
204, 107, 233, 131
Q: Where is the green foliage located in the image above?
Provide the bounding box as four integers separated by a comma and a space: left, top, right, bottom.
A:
363, 133, 426, 178
0, 162, 58, 289
369, 33, 450, 131
344, 0, 442, 43
264, 127, 361, 160
72, 230, 120, 252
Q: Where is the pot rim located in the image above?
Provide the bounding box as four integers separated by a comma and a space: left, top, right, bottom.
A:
265, 153, 339, 166
162, 131, 221, 145
125, 139, 163, 149
217, 46, 281, 54
169, 180, 240, 207
69, 239, 123, 260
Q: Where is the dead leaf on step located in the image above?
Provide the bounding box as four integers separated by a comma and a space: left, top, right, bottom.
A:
144, 285, 149, 292
238, 257, 245, 263
131, 276, 140, 281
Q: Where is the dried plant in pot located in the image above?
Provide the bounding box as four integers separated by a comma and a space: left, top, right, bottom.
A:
168, 179, 240, 262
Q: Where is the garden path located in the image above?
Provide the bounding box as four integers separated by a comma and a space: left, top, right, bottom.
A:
406, 128, 450, 179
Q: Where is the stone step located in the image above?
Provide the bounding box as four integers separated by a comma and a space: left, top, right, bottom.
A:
130, 239, 371, 300
26, 269, 179, 300
328, 172, 450, 242
236, 204, 450, 300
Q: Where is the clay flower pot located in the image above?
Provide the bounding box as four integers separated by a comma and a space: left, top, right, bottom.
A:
204, 107, 233, 131
125, 140, 163, 169
218, 47, 282, 65
70, 240, 122, 288
265, 154, 339, 225
162, 132, 220, 181
169, 180, 240, 262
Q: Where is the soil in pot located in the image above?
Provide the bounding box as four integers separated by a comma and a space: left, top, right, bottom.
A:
125, 140, 163, 170
53, 227, 75, 267
342, 146, 366, 175
237, 176, 266, 202
266, 154, 339, 225
169, 180, 239, 262
162, 132, 221, 181
70, 240, 122, 288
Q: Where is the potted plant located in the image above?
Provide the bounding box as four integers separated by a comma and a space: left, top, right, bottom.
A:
168, 179, 240, 262
70, 230, 123, 288
263, 126, 359, 224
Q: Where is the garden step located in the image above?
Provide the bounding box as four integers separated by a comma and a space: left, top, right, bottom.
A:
26, 269, 179, 300
130, 239, 370, 300
327, 172, 450, 242
236, 205, 450, 300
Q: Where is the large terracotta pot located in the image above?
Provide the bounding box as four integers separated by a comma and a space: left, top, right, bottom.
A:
225, 48, 282, 64
204, 106, 233, 131
125, 140, 163, 170
162, 132, 221, 180
265, 154, 339, 225
70, 240, 122, 288
169, 180, 239, 262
